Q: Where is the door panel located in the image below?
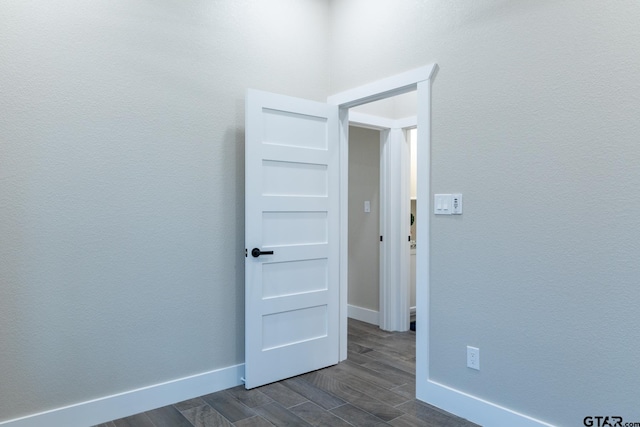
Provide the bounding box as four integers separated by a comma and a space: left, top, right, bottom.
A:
262, 161, 328, 197
245, 89, 339, 389
262, 259, 328, 299
263, 109, 329, 149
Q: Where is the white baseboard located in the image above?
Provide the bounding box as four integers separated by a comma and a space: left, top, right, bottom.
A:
419, 379, 554, 427
0, 364, 245, 427
1, 336, 554, 427
347, 304, 379, 325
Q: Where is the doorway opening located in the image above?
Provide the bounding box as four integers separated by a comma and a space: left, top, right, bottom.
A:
328, 63, 437, 402
345, 91, 418, 333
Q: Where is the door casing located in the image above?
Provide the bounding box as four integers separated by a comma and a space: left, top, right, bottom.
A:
327, 63, 438, 401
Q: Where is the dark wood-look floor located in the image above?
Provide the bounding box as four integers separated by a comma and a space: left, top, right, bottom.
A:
95, 319, 479, 427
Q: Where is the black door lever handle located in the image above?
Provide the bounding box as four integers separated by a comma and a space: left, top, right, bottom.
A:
251, 248, 274, 258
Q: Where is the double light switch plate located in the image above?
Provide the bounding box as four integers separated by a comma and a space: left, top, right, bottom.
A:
434, 194, 462, 215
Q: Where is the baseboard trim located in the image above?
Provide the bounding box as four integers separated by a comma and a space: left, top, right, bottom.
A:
0, 364, 245, 427
420, 379, 554, 427
347, 304, 379, 325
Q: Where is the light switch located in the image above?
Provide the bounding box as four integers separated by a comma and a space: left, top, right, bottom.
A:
364, 200, 371, 213
434, 194, 452, 215
435, 194, 463, 215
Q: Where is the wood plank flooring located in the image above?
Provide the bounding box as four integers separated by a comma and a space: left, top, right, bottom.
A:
95, 319, 479, 427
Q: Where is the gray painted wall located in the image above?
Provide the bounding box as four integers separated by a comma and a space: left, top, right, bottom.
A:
348, 126, 380, 313
3, 0, 640, 425
0, 0, 329, 421
332, 1, 640, 425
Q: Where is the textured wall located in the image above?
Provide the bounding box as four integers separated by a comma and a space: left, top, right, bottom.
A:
0, 0, 329, 421
5, 1, 640, 424
331, 1, 640, 425
347, 126, 380, 312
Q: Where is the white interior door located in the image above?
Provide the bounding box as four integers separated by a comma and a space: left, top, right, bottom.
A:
244, 89, 340, 389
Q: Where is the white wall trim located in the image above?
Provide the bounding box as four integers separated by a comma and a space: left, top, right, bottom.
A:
332, 65, 436, 362
347, 304, 380, 325
328, 64, 438, 108
414, 79, 431, 401
378, 127, 410, 332
378, 128, 390, 333
423, 380, 554, 427
0, 364, 244, 427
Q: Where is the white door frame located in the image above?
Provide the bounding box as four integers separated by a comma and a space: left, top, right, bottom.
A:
349, 112, 416, 332
327, 64, 437, 398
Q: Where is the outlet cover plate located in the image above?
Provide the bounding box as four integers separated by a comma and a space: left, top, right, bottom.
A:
467, 346, 480, 370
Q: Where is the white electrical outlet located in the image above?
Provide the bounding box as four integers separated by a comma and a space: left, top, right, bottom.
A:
467, 346, 480, 370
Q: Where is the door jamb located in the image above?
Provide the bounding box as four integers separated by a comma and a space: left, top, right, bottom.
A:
327, 64, 438, 401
